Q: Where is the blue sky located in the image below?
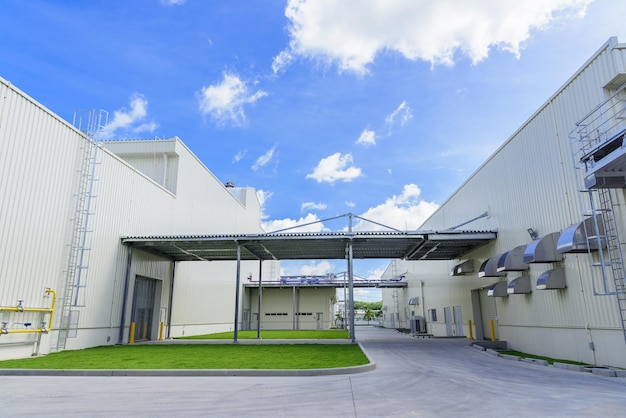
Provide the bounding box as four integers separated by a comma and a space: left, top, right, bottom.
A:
3, 0, 626, 301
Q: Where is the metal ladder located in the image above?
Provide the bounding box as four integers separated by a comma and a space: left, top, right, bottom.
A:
55, 110, 106, 349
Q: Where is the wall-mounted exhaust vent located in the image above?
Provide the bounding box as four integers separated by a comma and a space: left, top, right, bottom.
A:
507, 276, 531, 294
479, 256, 506, 277
536, 268, 566, 290
557, 216, 605, 254
496, 245, 529, 272
487, 281, 508, 297
450, 259, 475, 276
408, 297, 419, 305
523, 232, 563, 263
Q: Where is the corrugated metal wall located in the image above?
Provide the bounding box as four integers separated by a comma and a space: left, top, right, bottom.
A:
384, 38, 626, 367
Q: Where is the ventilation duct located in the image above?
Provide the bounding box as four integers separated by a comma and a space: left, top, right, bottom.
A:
507, 276, 531, 294
408, 297, 419, 305
478, 256, 506, 277
450, 259, 475, 276
557, 216, 605, 254
536, 268, 566, 290
487, 281, 508, 297
496, 245, 529, 272
523, 232, 563, 263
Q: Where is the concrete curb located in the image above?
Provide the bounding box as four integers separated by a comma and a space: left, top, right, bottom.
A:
0, 342, 376, 377
474, 344, 626, 377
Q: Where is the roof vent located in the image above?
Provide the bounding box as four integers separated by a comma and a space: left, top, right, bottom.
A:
225, 181, 235, 188
478, 256, 506, 277
523, 232, 563, 263
536, 268, 566, 290
450, 259, 475, 276
557, 216, 605, 254
487, 281, 508, 297
507, 276, 531, 294
496, 245, 529, 272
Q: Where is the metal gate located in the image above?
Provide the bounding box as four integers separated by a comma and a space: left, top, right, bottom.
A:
130, 276, 156, 342
443, 307, 453, 336
479, 289, 498, 340
453, 306, 463, 336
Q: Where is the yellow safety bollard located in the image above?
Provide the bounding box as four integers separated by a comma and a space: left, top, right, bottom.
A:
490, 319, 496, 341
159, 321, 164, 341
129, 322, 136, 344
142, 322, 148, 340
468, 319, 474, 340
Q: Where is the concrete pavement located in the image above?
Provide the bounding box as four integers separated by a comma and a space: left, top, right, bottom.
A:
2, 326, 625, 417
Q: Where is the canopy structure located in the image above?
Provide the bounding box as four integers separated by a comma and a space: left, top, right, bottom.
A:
121, 230, 496, 262
121, 214, 496, 343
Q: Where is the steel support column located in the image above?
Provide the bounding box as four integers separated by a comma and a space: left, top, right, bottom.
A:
348, 241, 355, 343
233, 244, 241, 343
118, 246, 133, 344
257, 260, 262, 339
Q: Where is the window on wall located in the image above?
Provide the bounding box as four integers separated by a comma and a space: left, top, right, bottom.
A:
429, 309, 437, 322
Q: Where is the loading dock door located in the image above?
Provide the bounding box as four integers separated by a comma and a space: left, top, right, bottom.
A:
479, 289, 498, 340
131, 276, 156, 342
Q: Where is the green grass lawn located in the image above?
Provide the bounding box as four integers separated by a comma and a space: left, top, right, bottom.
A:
0, 344, 367, 370
497, 350, 590, 366
177, 329, 349, 340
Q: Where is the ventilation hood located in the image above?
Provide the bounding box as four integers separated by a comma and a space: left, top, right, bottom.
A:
408, 297, 419, 305
450, 259, 475, 276
487, 281, 508, 297
478, 256, 506, 277
536, 268, 566, 290
496, 245, 529, 272
557, 216, 605, 254
507, 276, 531, 294
523, 232, 563, 263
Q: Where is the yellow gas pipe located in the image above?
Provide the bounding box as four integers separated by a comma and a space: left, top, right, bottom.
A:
0, 288, 56, 335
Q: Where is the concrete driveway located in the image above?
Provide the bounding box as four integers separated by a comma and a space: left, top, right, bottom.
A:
2, 326, 625, 417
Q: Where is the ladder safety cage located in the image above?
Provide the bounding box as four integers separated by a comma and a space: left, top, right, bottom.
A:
569, 82, 626, 344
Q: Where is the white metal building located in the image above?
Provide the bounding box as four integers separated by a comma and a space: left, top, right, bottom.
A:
382, 37, 626, 368
0, 76, 278, 360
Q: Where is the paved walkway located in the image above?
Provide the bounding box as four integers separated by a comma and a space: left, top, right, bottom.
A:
2, 326, 626, 417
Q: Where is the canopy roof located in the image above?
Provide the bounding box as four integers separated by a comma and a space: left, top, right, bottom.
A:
121, 229, 496, 262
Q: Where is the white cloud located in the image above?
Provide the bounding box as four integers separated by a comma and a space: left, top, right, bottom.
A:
274, 0, 591, 74
385, 101, 413, 128
256, 189, 273, 220
356, 128, 376, 146
102, 93, 158, 138
306, 152, 362, 184
301, 201, 327, 212
197, 72, 268, 126
160, 0, 186, 5
252, 145, 277, 171
299, 260, 335, 276
261, 213, 324, 233
279, 260, 337, 277
232, 149, 247, 163
354, 184, 439, 231
345, 201, 355, 208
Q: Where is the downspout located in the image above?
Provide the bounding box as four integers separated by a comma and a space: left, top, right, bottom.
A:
118, 246, 133, 344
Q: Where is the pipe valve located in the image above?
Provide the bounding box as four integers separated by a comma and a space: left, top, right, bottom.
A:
0, 322, 7, 335
17, 300, 24, 312
40, 322, 48, 334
